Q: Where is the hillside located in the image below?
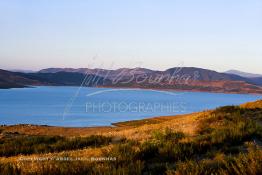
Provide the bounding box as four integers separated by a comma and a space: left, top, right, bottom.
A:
1, 67, 262, 93
0, 100, 262, 174
0, 69, 109, 88
38, 67, 262, 94
0, 69, 41, 89
225, 69, 262, 78
39, 67, 261, 83
23, 72, 107, 86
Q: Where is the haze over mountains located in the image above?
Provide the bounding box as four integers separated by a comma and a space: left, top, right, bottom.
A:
1, 67, 262, 94
224, 70, 262, 78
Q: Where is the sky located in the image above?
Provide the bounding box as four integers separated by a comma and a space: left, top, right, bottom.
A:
0, 0, 261, 73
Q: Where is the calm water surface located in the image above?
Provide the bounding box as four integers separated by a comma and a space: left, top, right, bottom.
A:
0, 86, 261, 126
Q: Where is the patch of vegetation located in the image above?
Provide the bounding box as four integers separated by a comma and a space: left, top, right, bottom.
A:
113, 118, 163, 127
197, 106, 262, 150
0, 135, 114, 157
96, 106, 262, 174
31, 161, 94, 175
172, 144, 262, 175
1, 104, 262, 174
0, 162, 21, 175
152, 128, 185, 144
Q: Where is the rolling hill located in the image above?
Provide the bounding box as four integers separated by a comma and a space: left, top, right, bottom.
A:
1, 67, 262, 93
0, 69, 108, 89
0, 69, 41, 89
39, 67, 262, 85
225, 69, 262, 78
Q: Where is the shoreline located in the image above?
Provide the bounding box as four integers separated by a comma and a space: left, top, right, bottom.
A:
98, 85, 262, 95
0, 111, 207, 137
2, 98, 261, 135
2, 84, 262, 95
0, 96, 261, 130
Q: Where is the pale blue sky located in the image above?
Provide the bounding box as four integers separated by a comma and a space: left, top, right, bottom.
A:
0, 0, 261, 73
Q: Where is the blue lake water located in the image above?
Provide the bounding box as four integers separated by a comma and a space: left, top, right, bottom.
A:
0, 86, 261, 127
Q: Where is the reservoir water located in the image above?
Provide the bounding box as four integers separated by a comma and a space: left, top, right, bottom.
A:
0, 86, 261, 127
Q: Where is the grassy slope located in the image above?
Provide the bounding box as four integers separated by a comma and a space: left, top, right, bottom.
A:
0, 100, 262, 174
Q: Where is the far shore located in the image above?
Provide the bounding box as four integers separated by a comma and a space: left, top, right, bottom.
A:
2, 84, 262, 95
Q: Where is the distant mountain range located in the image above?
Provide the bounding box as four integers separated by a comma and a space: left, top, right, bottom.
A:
224, 69, 262, 78
1, 67, 262, 94
0, 69, 105, 88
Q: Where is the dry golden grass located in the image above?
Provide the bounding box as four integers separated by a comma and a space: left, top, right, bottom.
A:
0, 110, 210, 171
1, 125, 118, 137
0, 145, 110, 174
0, 145, 108, 163
0, 111, 208, 140
1, 99, 261, 173
0, 144, 115, 173
103, 111, 210, 141
241, 100, 262, 109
